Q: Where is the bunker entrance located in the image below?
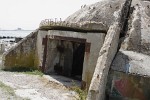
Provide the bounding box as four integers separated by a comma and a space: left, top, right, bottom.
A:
44, 36, 87, 81
54, 41, 85, 80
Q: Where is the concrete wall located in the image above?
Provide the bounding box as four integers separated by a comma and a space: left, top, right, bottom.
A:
65, 0, 129, 31
2, 1, 149, 100
2, 30, 38, 70
2, 28, 105, 91
87, 23, 121, 100
106, 0, 150, 100
36, 30, 48, 68
106, 70, 150, 100
37, 30, 105, 89
45, 40, 74, 76
48, 30, 105, 89
87, 0, 132, 99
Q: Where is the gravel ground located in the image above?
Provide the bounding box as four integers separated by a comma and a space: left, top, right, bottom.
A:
0, 71, 80, 100
0, 54, 80, 100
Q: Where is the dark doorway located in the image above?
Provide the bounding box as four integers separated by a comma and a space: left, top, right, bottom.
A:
53, 40, 85, 80
43, 36, 87, 81
71, 43, 85, 80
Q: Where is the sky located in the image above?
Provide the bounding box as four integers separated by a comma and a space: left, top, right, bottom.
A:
0, 0, 100, 30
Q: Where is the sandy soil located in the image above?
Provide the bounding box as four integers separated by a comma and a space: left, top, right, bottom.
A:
0, 70, 80, 100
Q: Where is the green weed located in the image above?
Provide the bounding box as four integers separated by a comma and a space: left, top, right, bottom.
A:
70, 81, 87, 100
23, 70, 44, 77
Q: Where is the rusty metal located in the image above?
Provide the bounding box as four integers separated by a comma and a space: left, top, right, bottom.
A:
42, 36, 47, 45
48, 35, 86, 43
85, 42, 91, 52
42, 35, 48, 72
81, 81, 86, 90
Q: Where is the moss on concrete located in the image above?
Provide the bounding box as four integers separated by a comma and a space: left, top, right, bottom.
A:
3, 31, 38, 71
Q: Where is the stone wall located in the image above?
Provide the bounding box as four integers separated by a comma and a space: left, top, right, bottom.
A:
2, 30, 38, 70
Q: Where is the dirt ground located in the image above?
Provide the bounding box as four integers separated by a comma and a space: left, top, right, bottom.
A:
0, 70, 80, 100
0, 54, 81, 100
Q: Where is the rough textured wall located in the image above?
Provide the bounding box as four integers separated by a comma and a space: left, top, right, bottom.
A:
35, 30, 105, 89
107, 0, 150, 100
121, 0, 150, 55
111, 0, 150, 84
87, 23, 121, 100
1, 0, 149, 99
2, 30, 38, 70
65, 0, 129, 31
87, 0, 132, 99
36, 30, 48, 68
45, 40, 74, 76
106, 70, 150, 100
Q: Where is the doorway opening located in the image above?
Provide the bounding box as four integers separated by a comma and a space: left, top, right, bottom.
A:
42, 36, 88, 81
53, 40, 85, 81
71, 42, 85, 80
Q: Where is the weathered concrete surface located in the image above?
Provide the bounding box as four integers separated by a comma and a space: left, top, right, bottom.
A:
26, 29, 106, 90
106, 70, 150, 100
65, 0, 129, 31
2, 0, 150, 99
121, 0, 150, 55
2, 30, 39, 70
45, 30, 106, 89
87, 0, 132, 99
36, 30, 48, 69
2, 28, 105, 92
45, 40, 74, 76
39, 19, 107, 33
111, 0, 150, 79
87, 23, 121, 100
107, 0, 150, 99
111, 50, 150, 76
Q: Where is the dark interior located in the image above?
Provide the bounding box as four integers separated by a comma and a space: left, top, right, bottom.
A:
71, 43, 85, 80
54, 40, 85, 81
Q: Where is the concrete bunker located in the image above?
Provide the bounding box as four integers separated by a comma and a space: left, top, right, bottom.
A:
2, 0, 150, 99
2, 18, 106, 91
36, 29, 105, 89
42, 35, 89, 80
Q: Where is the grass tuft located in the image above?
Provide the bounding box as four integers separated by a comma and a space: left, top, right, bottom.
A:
23, 70, 44, 77
0, 81, 30, 100
0, 81, 15, 96
3, 67, 44, 77
70, 81, 87, 100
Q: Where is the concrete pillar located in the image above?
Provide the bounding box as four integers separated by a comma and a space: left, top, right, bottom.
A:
87, 23, 121, 100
